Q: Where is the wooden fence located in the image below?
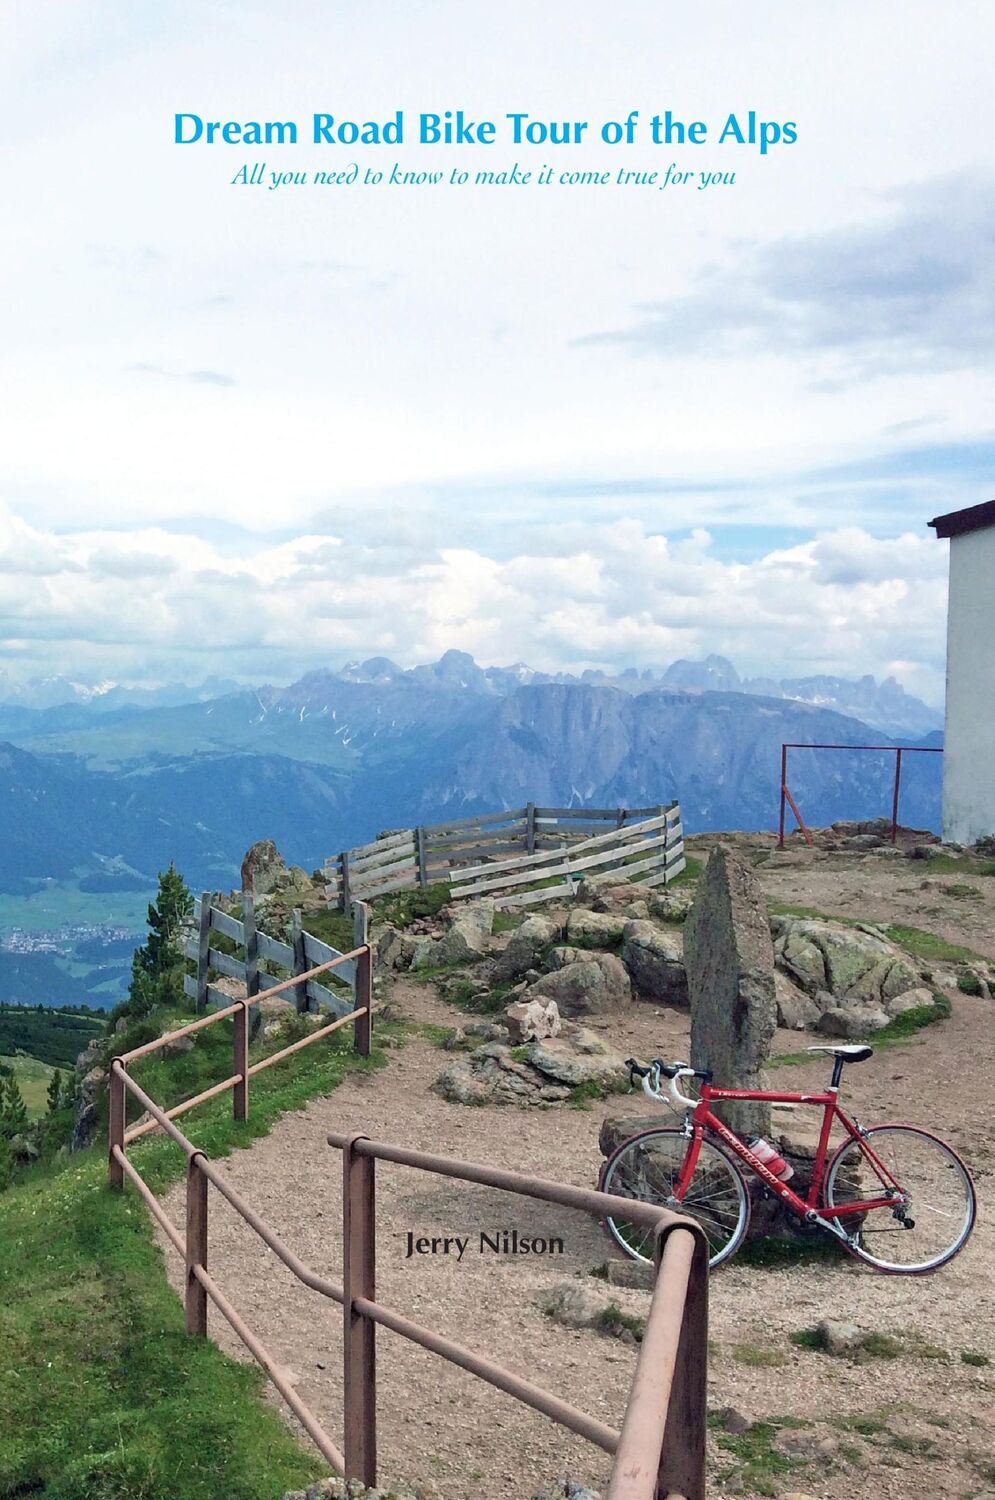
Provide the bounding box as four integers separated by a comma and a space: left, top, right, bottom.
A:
450, 803, 685, 908
321, 803, 674, 911
183, 895, 366, 1016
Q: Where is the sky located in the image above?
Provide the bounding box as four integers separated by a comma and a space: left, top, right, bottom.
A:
2, 0, 994, 707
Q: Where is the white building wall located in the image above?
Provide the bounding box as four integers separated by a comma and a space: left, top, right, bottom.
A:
943, 524, 995, 843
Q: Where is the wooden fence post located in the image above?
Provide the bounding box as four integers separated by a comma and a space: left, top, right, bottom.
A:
185, 1155, 209, 1337
525, 802, 536, 855
196, 893, 212, 1013
342, 1132, 377, 1486
233, 1000, 249, 1121
416, 826, 428, 888
354, 942, 372, 1057
242, 893, 260, 1001
291, 907, 308, 1013
352, 900, 370, 949
339, 851, 351, 914
108, 1062, 125, 1188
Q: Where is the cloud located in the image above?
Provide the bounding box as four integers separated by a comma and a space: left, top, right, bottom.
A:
129, 363, 236, 387
0, 508, 948, 707
583, 175, 995, 377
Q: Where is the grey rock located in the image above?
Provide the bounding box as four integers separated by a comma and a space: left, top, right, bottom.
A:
435, 899, 495, 964
685, 845, 777, 1136
884, 985, 932, 1017
545, 944, 584, 971
620, 921, 688, 1005
506, 997, 561, 1043
376, 926, 416, 972
493, 914, 557, 981
531, 1481, 602, 1500
408, 936, 437, 970
526, 953, 631, 1016
817, 1318, 865, 1355
566, 908, 627, 946
526, 1027, 627, 1087
817, 1005, 889, 1039
714, 1405, 752, 1435
775, 971, 822, 1030
604, 1259, 655, 1291
538, 1281, 610, 1329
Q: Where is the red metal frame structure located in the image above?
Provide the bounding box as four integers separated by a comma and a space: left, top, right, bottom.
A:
108, 953, 709, 1498
777, 742, 943, 848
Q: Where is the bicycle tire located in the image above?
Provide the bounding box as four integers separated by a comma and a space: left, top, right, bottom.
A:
600, 1127, 750, 1269
824, 1123, 976, 1274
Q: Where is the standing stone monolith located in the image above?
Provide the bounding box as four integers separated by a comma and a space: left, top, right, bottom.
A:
684, 844, 777, 1137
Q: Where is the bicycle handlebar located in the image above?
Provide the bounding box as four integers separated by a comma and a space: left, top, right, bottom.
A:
625, 1056, 712, 1111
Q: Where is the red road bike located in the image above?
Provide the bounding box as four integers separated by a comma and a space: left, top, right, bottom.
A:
600, 1045, 976, 1273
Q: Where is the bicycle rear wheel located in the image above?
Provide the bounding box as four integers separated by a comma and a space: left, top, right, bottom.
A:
600, 1127, 750, 1269
825, 1125, 976, 1273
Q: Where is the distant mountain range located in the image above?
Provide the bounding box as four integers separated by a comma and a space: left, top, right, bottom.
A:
0, 651, 944, 905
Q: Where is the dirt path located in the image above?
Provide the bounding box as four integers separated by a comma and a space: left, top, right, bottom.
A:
157, 940, 995, 1500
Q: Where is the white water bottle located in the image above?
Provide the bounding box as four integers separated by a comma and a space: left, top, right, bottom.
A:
748, 1136, 794, 1182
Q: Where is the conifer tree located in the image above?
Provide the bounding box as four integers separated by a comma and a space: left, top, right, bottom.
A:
127, 863, 194, 1016
47, 1068, 64, 1114
0, 1075, 28, 1139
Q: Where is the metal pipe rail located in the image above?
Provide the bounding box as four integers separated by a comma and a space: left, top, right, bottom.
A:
327, 1131, 708, 1500
107, 940, 375, 1478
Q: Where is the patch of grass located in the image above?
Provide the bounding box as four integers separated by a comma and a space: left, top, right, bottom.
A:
735, 1234, 847, 1268
508, 1045, 530, 1063
833, 1414, 889, 1437
768, 902, 864, 926
944, 882, 983, 900
712, 1420, 805, 1497
889, 1433, 936, 1457
731, 1342, 789, 1368
568, 1076, 629, 1109
594, 1303, 646, 1342
668, 855, 703, 887
868, 991, 952, 1045
884, 923, 985, 964
961, 1349, 991, 1367
376, 881, 451, 929
0, 1019, 391, 1498
957, 971, 984, 996
861, 1331, 902, 1359
789, 1328, 824, 1351
492, 912, 523, 935
407, 1021, 453, 1047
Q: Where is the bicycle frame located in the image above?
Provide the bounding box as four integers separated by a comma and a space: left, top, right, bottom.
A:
677, 1082, 905, 1237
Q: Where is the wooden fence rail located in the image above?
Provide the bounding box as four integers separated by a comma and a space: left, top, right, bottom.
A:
183, 897, 366, 1015
321, 802, 680, 912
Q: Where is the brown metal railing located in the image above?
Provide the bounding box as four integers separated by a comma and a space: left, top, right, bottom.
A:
327, 1131, 708, 1500
107, 945, 707, 1498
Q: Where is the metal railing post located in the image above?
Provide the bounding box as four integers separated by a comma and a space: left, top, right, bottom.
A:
354, 945, 372, 1057
891, 747, 903, 844
233, 999, 249, 1120
185, 1154, 209, 1336
108, 1060, 125, 1188
778, 742, 787, 847
342, 1132, 377, 1486
656, 1228, 708, 1500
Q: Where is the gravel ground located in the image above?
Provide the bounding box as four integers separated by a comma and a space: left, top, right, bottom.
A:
154, 851, 995, 1499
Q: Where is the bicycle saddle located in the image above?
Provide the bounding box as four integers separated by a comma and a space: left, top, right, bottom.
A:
806, 1044, 873, 1063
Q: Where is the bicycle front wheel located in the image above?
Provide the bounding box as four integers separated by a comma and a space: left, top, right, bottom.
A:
825, 1125, 976, 1274
600, 1128, 750, 1269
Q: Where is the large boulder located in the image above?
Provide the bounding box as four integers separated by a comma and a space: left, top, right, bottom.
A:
505, 998, 561, 1043
524, 1027, 627, 1088
493, 914, 557, 981
566, 908, 627, 946
435, 900, 495, 964
620, 921, 688, 1005
774, 971, 822, 1030
241, 839, 287, 896
435, 1022, 626, 1105
771, 916, 923, 1020
376, 926, 417, 972
684, 846, 777, 1136
526, 953, 631, 1016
